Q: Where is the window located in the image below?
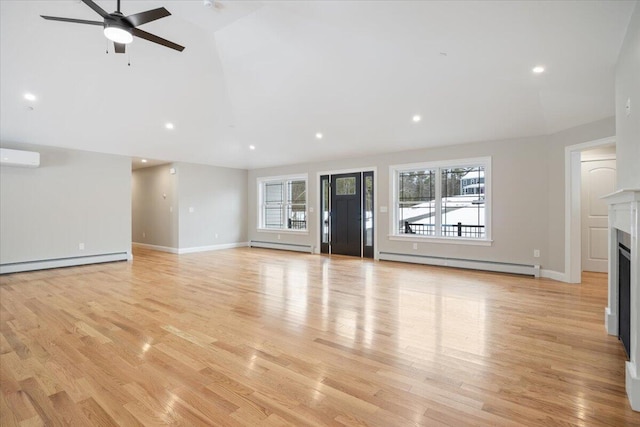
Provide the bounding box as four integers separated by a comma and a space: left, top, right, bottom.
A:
258, 175, 307, 231
391, 158, 490, 241
335, 177, 357, 195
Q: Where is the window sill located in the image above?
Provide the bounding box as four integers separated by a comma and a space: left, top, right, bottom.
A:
388, 234, 493, 246
257, 228, 309, 236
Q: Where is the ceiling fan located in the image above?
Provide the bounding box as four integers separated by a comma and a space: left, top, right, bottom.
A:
41, 0, 184, 53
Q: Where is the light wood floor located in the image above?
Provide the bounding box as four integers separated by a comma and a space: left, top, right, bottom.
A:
1, 247, 637, 426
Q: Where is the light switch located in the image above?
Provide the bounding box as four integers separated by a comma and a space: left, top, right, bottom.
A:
189, 207, 195, 213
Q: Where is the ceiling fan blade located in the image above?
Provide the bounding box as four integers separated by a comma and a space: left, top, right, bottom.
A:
114, 42, 126, 54
41, 15, 103, 26
81, 0, 109, 18
126, 7, 171, 27
132, 28, 184, 52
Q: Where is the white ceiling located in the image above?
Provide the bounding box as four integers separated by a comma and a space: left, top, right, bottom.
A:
0, 0, 634, 170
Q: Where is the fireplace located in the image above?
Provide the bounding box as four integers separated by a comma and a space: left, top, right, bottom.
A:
619, 240, 631, 358
603, 189, 639, 411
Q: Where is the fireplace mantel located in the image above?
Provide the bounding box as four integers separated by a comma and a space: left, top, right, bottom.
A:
603, 188, 640, 411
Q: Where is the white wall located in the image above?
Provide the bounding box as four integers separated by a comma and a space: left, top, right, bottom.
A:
176, 162, 248, 250
615, 1, 640, 189
248, 118, 615, 276
0, 143, 131, 268
132, 162, 248, 252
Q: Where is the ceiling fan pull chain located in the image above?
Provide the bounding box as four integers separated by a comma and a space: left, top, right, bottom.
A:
106, 39, 109, 54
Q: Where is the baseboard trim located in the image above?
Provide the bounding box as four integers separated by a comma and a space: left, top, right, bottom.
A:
178, 242, 249, 254
540, 269, 566, 282
250, 241, 313, 253
0, 252, 129, 274
605, 307, 618, 335
626, 361, 640, 411
379, 252, 540, 277
133, 242, 250, 255
132, 242, 178, 254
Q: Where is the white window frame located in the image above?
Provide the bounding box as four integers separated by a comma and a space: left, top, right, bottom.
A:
389, 157, 492, 245
257, 174, 308, 234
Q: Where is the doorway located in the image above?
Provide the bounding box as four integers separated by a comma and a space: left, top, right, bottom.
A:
564, 136, 616, 283
320, 171, 374, 258
580, 147, 616, 273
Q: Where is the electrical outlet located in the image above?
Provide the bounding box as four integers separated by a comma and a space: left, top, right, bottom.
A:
142, 232, 146, 238
79, 243, 85, 250
215, 233, 218, 239
533, 249, 540, 258
413, 243, 418, 250
277, 234, 281, 240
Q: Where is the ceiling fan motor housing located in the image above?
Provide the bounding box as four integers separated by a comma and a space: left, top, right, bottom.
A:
103, 12, 133, 44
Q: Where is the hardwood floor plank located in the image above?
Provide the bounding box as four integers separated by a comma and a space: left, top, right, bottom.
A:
49, 391, 93, 426
17, 377, 61, 427
75, 376, 144, 427
77, 397, 119, 427
1, 389, 37, 426
0, 247, 637, 425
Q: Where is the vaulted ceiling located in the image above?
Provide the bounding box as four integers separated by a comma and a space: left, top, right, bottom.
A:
0, 1, 635, 169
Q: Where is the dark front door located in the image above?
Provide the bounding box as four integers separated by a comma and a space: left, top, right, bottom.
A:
330, 173, 362, 256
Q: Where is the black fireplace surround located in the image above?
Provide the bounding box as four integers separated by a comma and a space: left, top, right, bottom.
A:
619, 241, 631, 358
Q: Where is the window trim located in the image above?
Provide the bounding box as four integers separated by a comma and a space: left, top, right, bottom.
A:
257, 174, 309, 234
389, 157, 492, 244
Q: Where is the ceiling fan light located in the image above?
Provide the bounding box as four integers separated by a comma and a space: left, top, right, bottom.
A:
104, 26, 133, 44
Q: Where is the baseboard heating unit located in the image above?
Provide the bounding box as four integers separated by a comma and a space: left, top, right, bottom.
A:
0, 252, 129, 274
379, 252, 540, 277
250, 241, 313, 253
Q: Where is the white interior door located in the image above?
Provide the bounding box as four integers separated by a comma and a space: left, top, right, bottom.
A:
581, 159, 616, 273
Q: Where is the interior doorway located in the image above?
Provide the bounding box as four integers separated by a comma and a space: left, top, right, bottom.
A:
580, 147, 616, 273
320, 171, 374, 258
564, 136, 616, 283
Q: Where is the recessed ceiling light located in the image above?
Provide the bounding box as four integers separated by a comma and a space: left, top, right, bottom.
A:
165, 123, 174, 130
532, 66, 545, 74
141, 159, 148, 163
412, 115, 421, 123
315, 133, 323, 139
249, 145, 256, 150
24, 93, 36, 101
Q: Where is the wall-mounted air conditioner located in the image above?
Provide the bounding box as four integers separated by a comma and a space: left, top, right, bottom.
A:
0, 148, 40, 168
